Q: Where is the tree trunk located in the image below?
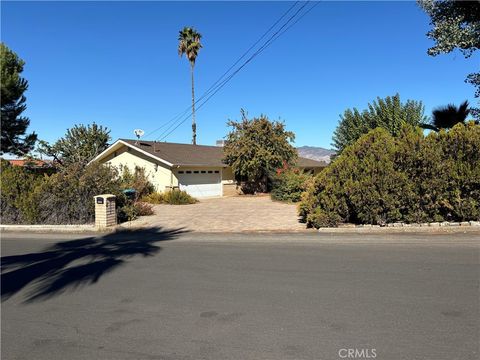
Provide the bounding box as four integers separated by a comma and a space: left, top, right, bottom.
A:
191, 63, 196, 145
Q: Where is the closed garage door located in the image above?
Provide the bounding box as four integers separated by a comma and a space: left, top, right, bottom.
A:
177, 170, 222, 198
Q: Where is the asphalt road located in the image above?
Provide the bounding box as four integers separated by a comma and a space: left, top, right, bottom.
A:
1, 230, 479, 360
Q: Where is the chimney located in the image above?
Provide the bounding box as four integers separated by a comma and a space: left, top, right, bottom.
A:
215, 139, 225, 147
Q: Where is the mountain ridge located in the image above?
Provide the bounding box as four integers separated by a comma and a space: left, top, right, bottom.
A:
297, 146, 335, 164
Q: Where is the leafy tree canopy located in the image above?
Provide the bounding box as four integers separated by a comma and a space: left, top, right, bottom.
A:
332, 94, 426, 153
38, 123, 111, 168
418, 0, 480, 117
223, 110, 297, 193
0, 43, 37, 155
418, 0, 480, 57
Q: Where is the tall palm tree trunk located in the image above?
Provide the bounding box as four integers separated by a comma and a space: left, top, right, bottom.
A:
190, 63, 196, 145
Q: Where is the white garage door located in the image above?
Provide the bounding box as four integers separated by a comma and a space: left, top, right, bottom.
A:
177, 170, 222, 198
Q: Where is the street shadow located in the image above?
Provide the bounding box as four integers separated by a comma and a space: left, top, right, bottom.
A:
1, 227, 187, 303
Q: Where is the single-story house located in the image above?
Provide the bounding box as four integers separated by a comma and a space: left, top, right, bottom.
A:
92, 139, 327, 198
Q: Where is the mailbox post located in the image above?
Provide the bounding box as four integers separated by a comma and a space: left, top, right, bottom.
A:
94, 194, 117, 229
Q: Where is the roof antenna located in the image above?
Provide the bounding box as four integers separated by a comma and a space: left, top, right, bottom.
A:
133, 129, 144, 145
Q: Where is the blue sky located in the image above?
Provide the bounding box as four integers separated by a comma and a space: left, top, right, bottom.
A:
2, 1, 478, 149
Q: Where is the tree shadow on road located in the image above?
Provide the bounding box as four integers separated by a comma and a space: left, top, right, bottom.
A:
1, 227, 187, 303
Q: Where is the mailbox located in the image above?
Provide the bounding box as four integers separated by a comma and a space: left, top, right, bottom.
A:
94, 194, 117, 228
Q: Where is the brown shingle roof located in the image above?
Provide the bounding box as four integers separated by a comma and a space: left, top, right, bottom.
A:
120, 139, 327, 168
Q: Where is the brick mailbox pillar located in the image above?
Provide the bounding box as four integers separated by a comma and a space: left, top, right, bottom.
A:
94, 194, 117, 228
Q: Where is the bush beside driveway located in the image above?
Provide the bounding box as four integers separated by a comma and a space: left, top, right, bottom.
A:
127, 196, 309, 232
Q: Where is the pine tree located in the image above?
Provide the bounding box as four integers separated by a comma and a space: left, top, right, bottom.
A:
1, 43, 37, 156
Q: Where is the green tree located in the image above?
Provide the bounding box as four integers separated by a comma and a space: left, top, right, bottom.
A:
178, 27, 203, 145
38, 123, 111, 168
223, 110, 297, 193
331, 94, 426, 153
418, 0, 480, 118
421, 100, 473, 131
0, 43, 37, 155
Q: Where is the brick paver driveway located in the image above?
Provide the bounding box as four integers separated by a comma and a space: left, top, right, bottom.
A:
127, 196, 310, 232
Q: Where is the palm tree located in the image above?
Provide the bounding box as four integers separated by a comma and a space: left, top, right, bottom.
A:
178, 27, 202, 145
421, 100, 471, 131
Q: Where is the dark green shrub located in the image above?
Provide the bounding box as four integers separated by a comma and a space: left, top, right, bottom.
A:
299, 122, 480, 227
0, 160, 157, 224
271, 168, 311, 203
0, 161, 125, 225
117, 202, 136, 223
162, 189, 198, 205
36, 162, 123, 224
305, 208, 342, 228
300, 128, 408, 227
0, 160, 44, 224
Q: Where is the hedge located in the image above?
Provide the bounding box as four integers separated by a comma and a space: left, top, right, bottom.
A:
299, 122, 480, 227
0, 161, 155, 225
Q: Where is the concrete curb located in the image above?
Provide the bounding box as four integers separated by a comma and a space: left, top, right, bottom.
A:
0, 224, 106, 234
1, 223, 479, 235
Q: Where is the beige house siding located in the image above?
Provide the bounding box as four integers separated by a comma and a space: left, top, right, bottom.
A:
102, 146, 175, 192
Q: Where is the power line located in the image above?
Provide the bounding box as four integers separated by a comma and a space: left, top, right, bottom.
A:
144, 1, 300, 139
156, 1, 312, 141
157, 1, 319, 142
199, 1, 301, 103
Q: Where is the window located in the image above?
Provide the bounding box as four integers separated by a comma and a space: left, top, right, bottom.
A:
208, 171, 213, 173
178, 171, 184, 174
214, 170, 219, 173
186, 171, 192, 174
201, 170, 206, 173
194, 171, 199, 174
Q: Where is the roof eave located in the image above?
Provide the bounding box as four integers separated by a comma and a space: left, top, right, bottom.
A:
89, 139, 174, 167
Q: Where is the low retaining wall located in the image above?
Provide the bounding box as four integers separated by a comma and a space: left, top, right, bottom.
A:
318, 221, 480, 233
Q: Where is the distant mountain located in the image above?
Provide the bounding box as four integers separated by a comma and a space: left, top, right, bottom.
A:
297, 146, 335, 164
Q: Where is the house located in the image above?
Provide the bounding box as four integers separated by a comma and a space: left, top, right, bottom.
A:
92, 139, 327, 198
6, 159, 52, 168
3, 158, 56, 174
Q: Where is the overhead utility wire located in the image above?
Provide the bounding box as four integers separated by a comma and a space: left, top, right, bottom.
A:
143, 1, 300, 139
157, 1, 318, 142
156, 1, 312, 141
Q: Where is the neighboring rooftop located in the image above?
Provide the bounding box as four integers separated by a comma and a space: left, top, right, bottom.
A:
119, 139, 327, 168
4, 159, 53, 168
